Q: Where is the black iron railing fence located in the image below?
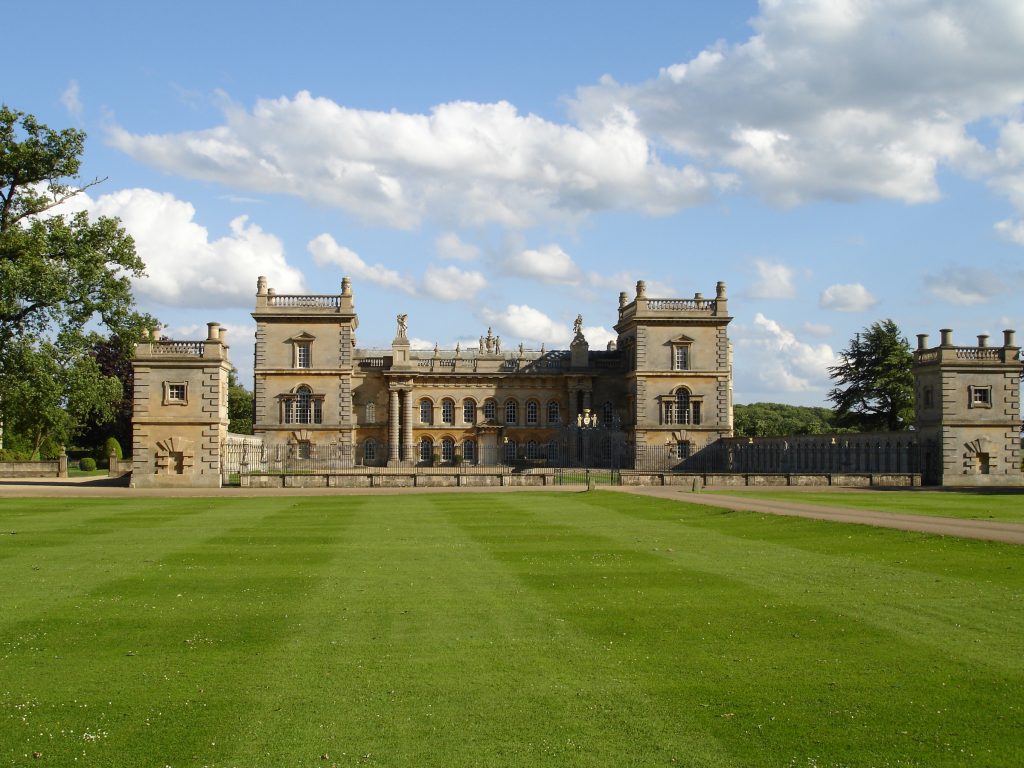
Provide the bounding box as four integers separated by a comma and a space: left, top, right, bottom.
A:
222, 432, 934, 478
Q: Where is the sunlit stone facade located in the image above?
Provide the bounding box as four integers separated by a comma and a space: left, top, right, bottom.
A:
250, 276, 734, 465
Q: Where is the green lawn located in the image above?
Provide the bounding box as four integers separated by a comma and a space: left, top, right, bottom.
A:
711, 489, 1024, 522
1, 492, 1021, 767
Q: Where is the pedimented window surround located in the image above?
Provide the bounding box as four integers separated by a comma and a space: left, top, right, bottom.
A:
288, 332, 317, 369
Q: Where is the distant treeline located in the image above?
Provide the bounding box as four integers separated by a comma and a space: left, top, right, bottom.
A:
733, 402, 853, 437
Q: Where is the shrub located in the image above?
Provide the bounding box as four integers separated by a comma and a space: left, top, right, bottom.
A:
79, 457, 97, 472
104, 437, 123, 461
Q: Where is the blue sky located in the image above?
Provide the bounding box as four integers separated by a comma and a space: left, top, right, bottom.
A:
8, 0, 1024, 404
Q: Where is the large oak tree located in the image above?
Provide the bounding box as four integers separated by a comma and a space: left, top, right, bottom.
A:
0, 106, 152, 456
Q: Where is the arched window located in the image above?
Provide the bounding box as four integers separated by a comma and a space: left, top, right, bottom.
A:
364, 439, 377, 463
463, 398, 476, 424
419, 436, 433, 463
525, 440, 538, 459
441, 437, 455, 463
526, 400, 539, 425
365, 402, 376, 423
483, 398, 497, 421
663, 388, 701, 426
674, 389, 690, 425
441, 398, 455, 425
295, 386, 312, 424
419, 398, 433, 424
503, 440, 517, 463
547, 400, 560, 425
462, 439, 476, 464
505, 399, 518, 425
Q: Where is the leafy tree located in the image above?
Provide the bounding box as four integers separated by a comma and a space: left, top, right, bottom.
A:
0, 106, 153, 454
228, 369, 254, 435
827, 319, 914, 432
733, 402, 837, 437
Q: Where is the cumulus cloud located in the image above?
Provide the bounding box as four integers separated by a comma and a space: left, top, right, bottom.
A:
308, 234, 413, 294
572, 0, 1024, 224
733, 313, 837, 394
109, 92, 715, 230
60, 80, 82, 119
747, 259, 796, 299
422, 264, 487, 301
77, 188, 305, 307
819, 283, 877, 312
508, 244, 581, 284
435, 232, 480, 261
480, 304, 570, 345
924, 267, 1019, 305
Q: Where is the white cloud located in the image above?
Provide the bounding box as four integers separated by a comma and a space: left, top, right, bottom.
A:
582, 325, 617, 349
110, 92, 715, 230
480, 304, 570, 346
572, 0, 1024, 223
995, 218, 1024, 245
509, 244, 580, 284
308, 234, 413, 294
819, 283, 878, 312
747, 259, 796, 299
435, 232, 480, 261
733, 313, 837, 394
924, 267, 1018, 305
422, 264, 487, 301
60, 80, 82, 119
80, 188, 305, 307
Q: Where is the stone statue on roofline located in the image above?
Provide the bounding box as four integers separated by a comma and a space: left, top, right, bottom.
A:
573, 314, 584, 336
396, 314, 408, 339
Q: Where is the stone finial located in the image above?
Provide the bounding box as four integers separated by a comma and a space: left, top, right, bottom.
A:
256, 276, 268, 296
207, 322, 221, 341
977, 334, 989, 348
1004, 329, 1017, 347
940, 328, 953, 347
716, 281, 727, 299
636, 280, 647, 299
916, 333, 929, 351
341, 276, 352, 296
151, 327, 161, 341
219, 326, 227, 342
618, 291, 628, 308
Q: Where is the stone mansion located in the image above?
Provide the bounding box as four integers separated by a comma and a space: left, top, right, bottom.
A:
250, 275, 733, 466
129, 274, 1021, 488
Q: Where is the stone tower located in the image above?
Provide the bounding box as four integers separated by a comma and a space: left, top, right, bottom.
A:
251, 275, 358, 463
131, 323, 232, 488
613, 279, 733, 457
912, 328, 1022, 486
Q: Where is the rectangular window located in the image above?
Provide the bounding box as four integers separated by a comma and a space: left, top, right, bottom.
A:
365, 402, 375, 423
674, 346, 689, 370
364, 440, 376, 462
442, 400, 455, 424
297, 342, 311, 369
296, 441, 311, 460
978, 453, 991, 474
484, 400, 496, 420
463, 400, 475, 424
970, 386, 991, 406
462, 440, 476, 463
168, 383, 186, 401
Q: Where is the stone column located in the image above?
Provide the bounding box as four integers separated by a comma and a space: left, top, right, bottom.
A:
388, 388, 400, 465
402, 389, 415, 464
